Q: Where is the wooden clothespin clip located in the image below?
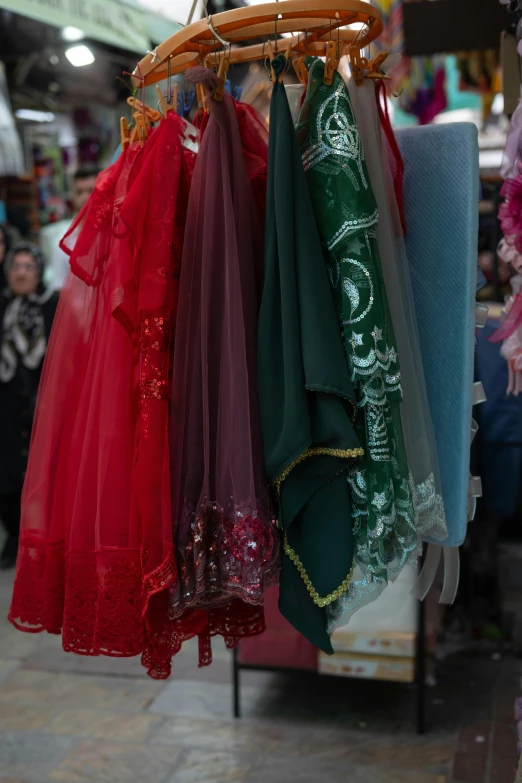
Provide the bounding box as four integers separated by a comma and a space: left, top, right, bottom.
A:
196, 83, 208, 115
282, 38, 293, 67
120, 117, 130, 151
156, 84, 169, 116
348, 45, 364, 86
268, 39, 292, 84
293, 56, 309, 86
364, 51, 392, 81
126, 96, 162, 124
323, 40, 341, 85
214, 55, 229, 101
267, 39, 276, 82
155, 83, 179, 116
129, 111, 149, 146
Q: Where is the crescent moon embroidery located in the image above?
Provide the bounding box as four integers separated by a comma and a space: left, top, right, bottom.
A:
342, 259, 374, 325
343, 278, 359, 317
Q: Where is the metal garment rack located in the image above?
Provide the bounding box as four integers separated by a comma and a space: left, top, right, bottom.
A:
231, 592, 428, 734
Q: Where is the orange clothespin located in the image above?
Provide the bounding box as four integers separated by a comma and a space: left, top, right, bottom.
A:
126, 96, 162, 124
196, 83, 208, 115
323, 39, 341, 85
267, 39, 276, 82
155, 84, 169, 115
348, 44, 364, 86
293, 56, 309, 86
120, 116, 130, 151
213, 55, 229, 101
268, 39, 292, 84
155, 83, 179, 115
364, 51, 392, 81
129, 111, 149, 146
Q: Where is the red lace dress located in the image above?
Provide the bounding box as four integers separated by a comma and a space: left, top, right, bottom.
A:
9, 114, 194, 678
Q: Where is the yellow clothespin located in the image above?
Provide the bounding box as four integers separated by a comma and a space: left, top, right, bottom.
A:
323, 40, 341, 85
129, 111, 149, 146
364, 51, 392, 81
293, 56, 309, 86
155, 83, 179, 115
348, 45, 364, 86
196, 83, 209, 115
214, 55, 229, 101
120, 117, 130, 151
268, 39, 292, 84
126, 96, 162, 124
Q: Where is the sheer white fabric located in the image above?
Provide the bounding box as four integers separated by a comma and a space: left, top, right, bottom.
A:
343, 66, 448, 544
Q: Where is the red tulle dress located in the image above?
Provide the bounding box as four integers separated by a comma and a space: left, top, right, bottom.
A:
9, 113, 195, 678
167, 68, 279, 667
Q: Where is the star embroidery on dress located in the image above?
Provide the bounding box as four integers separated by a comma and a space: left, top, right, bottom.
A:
389, 347, 397, 363
351, 332, 364, 348
371, 326, 383, 342
372, 491, 387, 510
346, 236, 364, 256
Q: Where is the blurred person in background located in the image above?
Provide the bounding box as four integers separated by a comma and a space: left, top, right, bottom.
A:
0, 242, 58, 569
0, 224, 11, 286
40, 167, 99, 291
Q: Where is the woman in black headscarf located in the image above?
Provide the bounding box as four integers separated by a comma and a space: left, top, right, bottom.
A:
0, 224, 12, 286
0, 242, 58, 568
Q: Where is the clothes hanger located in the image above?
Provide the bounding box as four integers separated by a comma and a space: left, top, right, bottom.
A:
192, 27, 360, 93
133, 1, 382, 88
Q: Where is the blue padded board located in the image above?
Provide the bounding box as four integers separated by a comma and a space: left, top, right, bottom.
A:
396, 123, 479, 547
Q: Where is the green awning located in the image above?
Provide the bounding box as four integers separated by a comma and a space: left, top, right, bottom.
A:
0, 0, 151, 53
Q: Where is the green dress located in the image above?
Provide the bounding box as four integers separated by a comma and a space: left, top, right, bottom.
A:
258, 54, 363, 653
296, 56, 418, 626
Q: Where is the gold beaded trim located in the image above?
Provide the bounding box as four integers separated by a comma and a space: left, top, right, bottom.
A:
273, 446, 364, 497
283, 534, 355, 608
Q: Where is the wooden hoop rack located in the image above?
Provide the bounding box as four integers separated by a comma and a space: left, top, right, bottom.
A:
133, 0, 382, 87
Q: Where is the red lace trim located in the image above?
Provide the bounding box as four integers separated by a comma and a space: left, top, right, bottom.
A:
375, 80, 407, 236
141, 600, 266, 678
9, 536, 265, 678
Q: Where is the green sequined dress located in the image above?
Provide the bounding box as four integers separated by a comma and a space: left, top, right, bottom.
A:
296, 56, 418, 627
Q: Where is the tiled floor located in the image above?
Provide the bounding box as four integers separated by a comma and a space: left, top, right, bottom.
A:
0, 569, 519, 783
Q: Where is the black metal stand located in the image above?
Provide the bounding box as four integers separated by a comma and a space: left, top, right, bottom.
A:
415, 592, 427, 735
232, 598, 428, 732
232, 646, 240, 718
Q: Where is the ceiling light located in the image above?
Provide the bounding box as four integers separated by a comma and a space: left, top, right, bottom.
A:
15, 109, 55, 122
65, 45, 95, 67
62, 26, 84, 41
